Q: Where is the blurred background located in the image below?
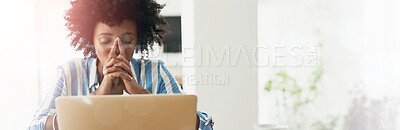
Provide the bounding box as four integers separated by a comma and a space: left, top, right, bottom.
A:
1, 0, 400, 129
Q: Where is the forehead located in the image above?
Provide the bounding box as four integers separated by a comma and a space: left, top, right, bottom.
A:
94, 20, 137, 36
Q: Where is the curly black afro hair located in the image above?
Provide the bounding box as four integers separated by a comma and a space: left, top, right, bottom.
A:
64, 0, 169, 58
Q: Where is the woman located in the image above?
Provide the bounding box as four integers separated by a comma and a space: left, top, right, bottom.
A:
28, 0, 213, 129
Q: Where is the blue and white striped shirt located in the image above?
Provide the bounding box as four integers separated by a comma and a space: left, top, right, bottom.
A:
29, 58, 213, 130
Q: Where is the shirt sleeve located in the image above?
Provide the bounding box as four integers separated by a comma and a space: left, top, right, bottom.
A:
157, 60, 184, 94
156, 60, 214, 130
197, 111, 214, 130
28, 66, 66, 130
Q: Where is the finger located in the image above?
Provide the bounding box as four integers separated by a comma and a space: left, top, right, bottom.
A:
103, 61, 133, 78
109, 37, 119, 56
104, 57, 131, 70
104, 54, 116, 68
115, 55, 130, 68
104, 58, 122, 69
120, 72, 136, 86
117, 38, 126, 58
106, 71, 132, 81
104, 58, 116, 69
112, 62, 133, 76
103, 57, 115, 73
103, 67, 124, 75
104, 64, 133, 77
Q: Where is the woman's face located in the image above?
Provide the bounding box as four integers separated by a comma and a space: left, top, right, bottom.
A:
93, 19, 137, 66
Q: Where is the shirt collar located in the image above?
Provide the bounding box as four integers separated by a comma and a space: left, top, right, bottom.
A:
89, 58, 98, 89
130, 59, 137, 82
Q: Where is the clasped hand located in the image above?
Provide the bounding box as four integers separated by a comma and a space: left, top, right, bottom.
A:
92, 37, 150, 95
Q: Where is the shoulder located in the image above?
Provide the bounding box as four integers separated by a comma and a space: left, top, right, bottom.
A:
58, 58, 93, 74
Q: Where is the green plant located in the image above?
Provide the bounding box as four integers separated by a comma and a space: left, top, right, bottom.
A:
264, 43, 335, 129
264, 59, 323, 112
312, 115, 339, 130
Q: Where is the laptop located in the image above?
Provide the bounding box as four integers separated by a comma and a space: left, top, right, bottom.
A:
55, 95, 197, 130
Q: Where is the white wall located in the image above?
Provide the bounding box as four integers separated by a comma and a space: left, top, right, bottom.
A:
152, 0, 183, 90
182, 0, 259, 129
0, 0, 78, 129
0, 1, 39, 129
157, 0, 180, 16
257, 0, 400, 129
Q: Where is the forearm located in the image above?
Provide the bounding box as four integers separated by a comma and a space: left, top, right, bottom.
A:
45, 115, 58, 130
129, 88, 150, 94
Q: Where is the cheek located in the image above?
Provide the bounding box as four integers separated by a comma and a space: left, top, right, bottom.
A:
94, 44, 111, 63
123, 42, 136, 58
125, 47, 134, 58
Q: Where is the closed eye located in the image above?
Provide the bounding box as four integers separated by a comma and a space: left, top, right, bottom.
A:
121, 40, 133, 44
99, 37, 112, 44
100, 40, 112, 44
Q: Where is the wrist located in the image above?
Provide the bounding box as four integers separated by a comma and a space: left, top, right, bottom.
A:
127, 87, 150, 94
91, 87, 108, 95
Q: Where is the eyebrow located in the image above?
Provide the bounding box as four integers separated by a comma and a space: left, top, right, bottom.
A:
97, 33, 113, 36
97, 32, 135, 37
121, 32, 135, 36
